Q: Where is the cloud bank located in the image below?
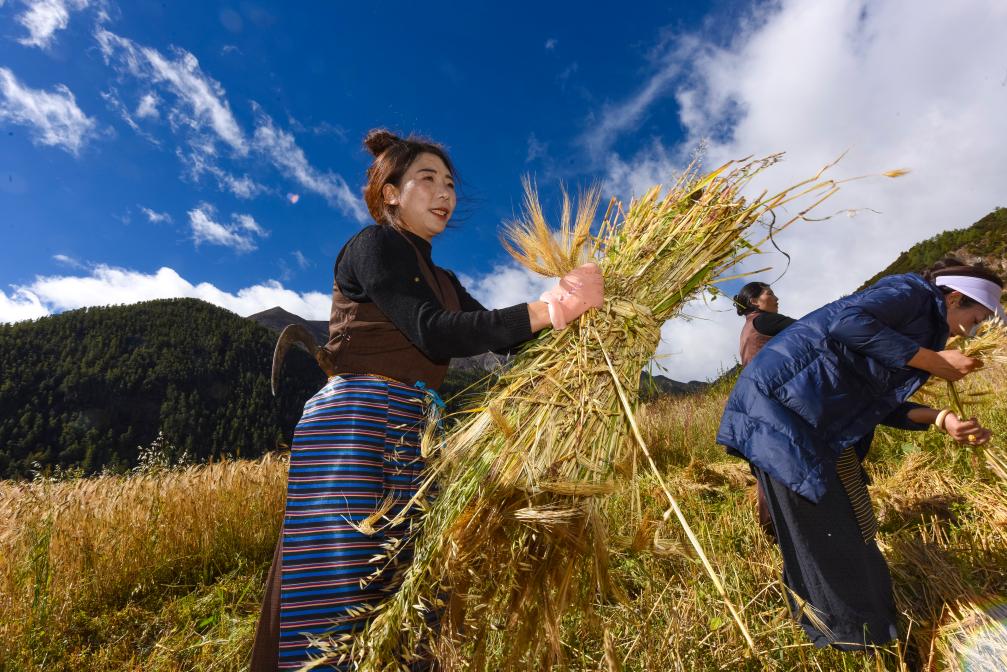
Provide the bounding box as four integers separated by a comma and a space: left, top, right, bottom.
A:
1, 265, 331, 324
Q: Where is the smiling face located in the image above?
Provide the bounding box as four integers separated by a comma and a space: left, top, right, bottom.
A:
382, 152, 456, 242
752, 286, 779, 313
945, 291, 994, 336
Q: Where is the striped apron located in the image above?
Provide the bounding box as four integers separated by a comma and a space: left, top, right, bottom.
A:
278, 374, 431, 671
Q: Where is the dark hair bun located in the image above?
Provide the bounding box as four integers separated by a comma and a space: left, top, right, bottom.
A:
363, 129, 402, 157
733, 294, 748, 316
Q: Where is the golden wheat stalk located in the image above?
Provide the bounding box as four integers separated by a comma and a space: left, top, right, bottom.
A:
321, 155, 896, 671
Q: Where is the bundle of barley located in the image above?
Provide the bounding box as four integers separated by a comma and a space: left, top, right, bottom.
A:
333, 156, 884, 671
917, 319, 1007, 475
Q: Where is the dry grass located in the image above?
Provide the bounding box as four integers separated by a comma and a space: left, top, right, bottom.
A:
0, 453, 286, 671
1, 365, 1006, 670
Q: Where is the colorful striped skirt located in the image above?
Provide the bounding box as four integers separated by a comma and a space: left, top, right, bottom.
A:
277, 374, 431, 671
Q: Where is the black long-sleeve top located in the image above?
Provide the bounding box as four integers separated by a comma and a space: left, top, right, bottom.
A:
751, 312, 796, 337
334, 225, 533, 361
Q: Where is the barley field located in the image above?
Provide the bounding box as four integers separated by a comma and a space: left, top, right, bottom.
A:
2, 364, 1006, 671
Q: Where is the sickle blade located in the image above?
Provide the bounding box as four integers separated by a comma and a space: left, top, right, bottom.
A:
271, 324, 320, 397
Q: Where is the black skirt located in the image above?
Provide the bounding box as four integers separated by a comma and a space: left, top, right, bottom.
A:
753, 462, 899, 650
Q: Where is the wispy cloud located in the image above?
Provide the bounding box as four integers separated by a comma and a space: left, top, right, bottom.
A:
545, 38, 558, 50
94, 28, 361, 215
0, 67, 96, 154
176, 147, 265, 199
0, 265, 331, 324
52, 253, 85, 269
187, 203, 267, 252
292, 250, 309, 269
15, 0, 90, 49
526, 133, 547, 163
139, 206, 171, 223
252, 108, 367, 221
95, 27, 247, 154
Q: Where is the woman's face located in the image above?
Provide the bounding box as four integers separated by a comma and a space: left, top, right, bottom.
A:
753, 287, 779, 313
383, 152, 456, 242
945, 291, 993, 336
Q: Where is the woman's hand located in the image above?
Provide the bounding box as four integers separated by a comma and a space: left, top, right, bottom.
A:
538, 262, 604, 330
943, 413, 992, 445
907, 347, 981, 381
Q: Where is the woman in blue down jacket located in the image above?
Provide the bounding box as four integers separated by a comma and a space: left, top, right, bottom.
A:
717, 259, 1004, 650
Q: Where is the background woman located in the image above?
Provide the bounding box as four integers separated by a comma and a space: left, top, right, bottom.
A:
717, 259, 1002, 651
251, 130, 603, 671
733, 281, 796, 540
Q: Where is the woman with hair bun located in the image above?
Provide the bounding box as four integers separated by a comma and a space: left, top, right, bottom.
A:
251, 130, 603, 671
718, 258, 1001, 652
733, 281, 796, 540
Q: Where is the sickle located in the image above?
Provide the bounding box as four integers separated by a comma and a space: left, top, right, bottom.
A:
271, 324, 332, 396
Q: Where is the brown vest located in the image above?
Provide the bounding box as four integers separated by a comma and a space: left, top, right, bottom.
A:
740, 311, 771, 367
321, 230, 461, 390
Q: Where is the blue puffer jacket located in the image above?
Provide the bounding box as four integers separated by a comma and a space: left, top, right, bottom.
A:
717, 273, 949, 502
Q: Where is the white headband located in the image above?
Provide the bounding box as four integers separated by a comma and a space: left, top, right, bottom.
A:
937, 274, 1007, 323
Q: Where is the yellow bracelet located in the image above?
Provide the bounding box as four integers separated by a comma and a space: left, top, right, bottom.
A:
934, 408, 952, 433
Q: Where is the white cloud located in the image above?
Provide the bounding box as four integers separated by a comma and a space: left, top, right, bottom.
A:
0, 67, 96, 154
187, 203, 266, 252
176, 147, 265, 199
16, 0, 89, 49
580, 36, 691, 161
135, 92, 159, 119
232, 213, 265, 235
597, 0, 1007, 381
545, 38, 558, 51
458, 263, 555, 310
252, 109, 367, 221
292, 250, 309, 270
0, 265, 331, 324
95, 27, 246, 154
0, 288, 49, 323
52, 253, 85, 269
95, 29, 359, 214
139, 206, 171, 223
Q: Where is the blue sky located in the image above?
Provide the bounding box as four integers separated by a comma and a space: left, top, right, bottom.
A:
0, 1, 716, 304
3, 1, 1006, 380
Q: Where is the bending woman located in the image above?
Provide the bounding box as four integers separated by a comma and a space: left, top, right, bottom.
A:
733, 281, 796, 540
251, 130, 603, 671
717, 259, 1002, 650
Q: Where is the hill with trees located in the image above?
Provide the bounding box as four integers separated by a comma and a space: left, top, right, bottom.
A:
860, 207, 1007, 288
0, 298, 323, 479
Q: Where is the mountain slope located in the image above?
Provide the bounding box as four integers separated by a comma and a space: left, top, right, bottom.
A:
860, 207, 1007, 288
0, 298, 323, 479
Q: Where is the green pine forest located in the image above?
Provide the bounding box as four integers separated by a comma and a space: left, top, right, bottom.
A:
0, 299, 324, 479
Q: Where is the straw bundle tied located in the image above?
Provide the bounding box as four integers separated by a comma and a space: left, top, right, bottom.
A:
318, 155, 895, 671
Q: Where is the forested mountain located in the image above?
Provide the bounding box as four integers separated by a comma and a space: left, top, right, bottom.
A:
0, 298, 323, 479
860, 207, 1007, 288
